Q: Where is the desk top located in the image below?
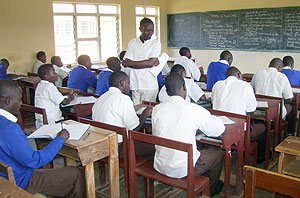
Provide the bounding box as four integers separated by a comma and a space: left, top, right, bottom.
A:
0, 177, 33, 198
21, 76, 41, 84
275, 136, 300, 156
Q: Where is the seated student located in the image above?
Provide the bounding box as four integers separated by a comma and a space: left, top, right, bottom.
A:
212, 67, 267, 162
0, 79, 84, 197
251, 58, 294, 132
33, 51, 47, 74
92, 71, 153, 157
206, 50, 233, 91
67, 55, 97, 93
174, 47, 203, 81
152, 73, 225, 196
0, 58, 10, 80
95, 57, 121, 95
158, 64, 205, 103
51, 56, 69, 87
35, 64, 74, 128
282, 55, 300, 86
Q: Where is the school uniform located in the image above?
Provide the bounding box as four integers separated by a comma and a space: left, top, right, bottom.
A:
174, 56, 201, 81
67, 65, 97, 93
0, 109, 84, 197
33, 60, 44, 74
124, 37, 161, 105
158, 78, 204, 103
282, 66, 300, 86
95, 70, 112, 95
152, 96, 225, 187
0, 64, 10, 80
53, 64, 68, 87
35, 80, 66, 128
206, 60, 230, 91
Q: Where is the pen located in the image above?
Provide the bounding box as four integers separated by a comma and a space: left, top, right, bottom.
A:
83, 132, 90, 140
60, 120, 64, 129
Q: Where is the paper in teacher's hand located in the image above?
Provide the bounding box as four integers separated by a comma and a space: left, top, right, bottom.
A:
149, 53, 169, 77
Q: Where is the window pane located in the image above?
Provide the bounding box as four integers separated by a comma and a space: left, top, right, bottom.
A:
100, 16, 118, 60
78, 41, 99, 62
136, 16, 143, 37
76, 4, 96, 13
146, 7, 156, 15
149, 16, 157, 39
136, 6, 144, 15
53, 16, 76, 63
77, 16, 97, 38
99, 5, 117, 14
53, 3, 74, 13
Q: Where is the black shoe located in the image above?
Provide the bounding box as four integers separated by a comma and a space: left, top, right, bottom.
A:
210, 180, 224, 197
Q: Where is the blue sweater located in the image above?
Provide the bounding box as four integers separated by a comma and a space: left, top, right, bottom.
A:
95, 70, 112, 95
282, 68, 300, 86
0, 64, 10, 80
157, 72, 165, 89
68, 66, 97, 92
206, 61, 230, 91
0, 115, 65, 189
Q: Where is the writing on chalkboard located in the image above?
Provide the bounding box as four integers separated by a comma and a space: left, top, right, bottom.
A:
167, 7, 300, 51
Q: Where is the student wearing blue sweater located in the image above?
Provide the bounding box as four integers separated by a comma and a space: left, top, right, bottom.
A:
282, 55, 300, 86
0, 59, 10, 80
0, 80, 85, 197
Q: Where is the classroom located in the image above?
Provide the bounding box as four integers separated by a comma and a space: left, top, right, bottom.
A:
1, 0, 300, 197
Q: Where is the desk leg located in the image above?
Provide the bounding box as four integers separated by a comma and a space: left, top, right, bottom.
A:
273, 114, 280, 149
85, 163, 96, 198
236, 133, 244, 196
108, 134, 120, 198
265, 120, 271, 169
224, 148, 231, 198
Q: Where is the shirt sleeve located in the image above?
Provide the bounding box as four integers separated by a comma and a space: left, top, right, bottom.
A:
245, 84, 257, 113
148, 40, 161, 58
189, 60, 201, 81
158, 86, 170, 103
282, 75, 294, 99
189, 80, 204, 102
48, 84, 65, 105
86, 70, 98, 89
120, 96, 139, 130
57, 68, 68, 80
124, 39, 135, 60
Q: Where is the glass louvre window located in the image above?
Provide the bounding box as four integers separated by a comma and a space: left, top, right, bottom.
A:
53, 3, 120, 63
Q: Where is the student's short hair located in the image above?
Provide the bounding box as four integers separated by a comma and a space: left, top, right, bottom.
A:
170, 64, 186, 74
226, 66, 241, 77
36, 51, 46, 59
283, 56, 294, 66
140, 18, 153, 27
109, 71, 128, 88
269, 58, 283, 68
119, 51, 126, 61
38, 64, 53, 80
220, 50, 232, 60
50, 56, 59, 65
0, 79, 19, 98
0, 58, 9, 65
179, 47, 190, 56
165, 73, 185, 95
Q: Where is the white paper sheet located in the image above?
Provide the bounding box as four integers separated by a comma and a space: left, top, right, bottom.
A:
217, 116, 235, 124
62, 96, 97, 107
149, 53, 169, 77
257, 101, 268, 108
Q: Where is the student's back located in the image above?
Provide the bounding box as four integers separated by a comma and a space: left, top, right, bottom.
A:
95, 70, 112, 95
282, 67, 300, 86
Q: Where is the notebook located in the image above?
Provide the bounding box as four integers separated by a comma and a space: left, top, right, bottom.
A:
62, 96, 97, 107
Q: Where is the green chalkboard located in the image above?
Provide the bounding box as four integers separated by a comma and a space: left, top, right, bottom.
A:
167, 7, 300, 52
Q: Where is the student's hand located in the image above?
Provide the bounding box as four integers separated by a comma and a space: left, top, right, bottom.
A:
122, 59, 132, 67
149, 58, 159, 67
199, 66, 204, 75
141, 106, 153, 118
57, 129, 70, 141
67, 64, 72, 69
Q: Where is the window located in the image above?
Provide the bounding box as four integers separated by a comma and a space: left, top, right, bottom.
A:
135, 6, 160, 40
53, 3, 120, 64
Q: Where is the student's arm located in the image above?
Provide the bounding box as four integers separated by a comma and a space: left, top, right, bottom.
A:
245, 84, 257, 113
282, 75, 294, 100
133, 106, 152, 131
189, 60, 201, 81
86, 70, 97, 89
122, 58, 159, 69
61, 92, 75, 105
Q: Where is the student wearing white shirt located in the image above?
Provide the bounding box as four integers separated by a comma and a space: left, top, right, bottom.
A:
212, 67, 267, 163
152, 73, 225, 197
33, 51, 47, 74
159, 64, 205, 103
35, 64, 74, 128
51, 56, 68, 87
122, 18, 161, 105
174, 47, 203, 81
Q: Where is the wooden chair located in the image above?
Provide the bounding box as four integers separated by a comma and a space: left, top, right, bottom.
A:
291, 85, 300, 136
244, 165, 300, 198
128, 130, 210, 198
74, 103, 94, 119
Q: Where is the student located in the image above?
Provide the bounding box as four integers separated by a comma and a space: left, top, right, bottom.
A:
152, 73, 225, 197
92, 71, 153, 157
174, 47, 203, 81
212, 67, 267, 162
67, 55, 97, 93
0, 58, 10, 80
251, 58, 294, 132
35, 64, 74, 128
50, 56, 68, 87
33, 51, 47, 74
122, 18, 161, 105
0, 79, 84, 197
282, 55, 300, 86
95, 57, 121, 95
158, 64, 205, 103
206, 50, 233, 91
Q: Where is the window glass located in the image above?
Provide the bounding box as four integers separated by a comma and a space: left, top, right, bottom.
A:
53, 3, 74, 13
99, 5, 117, 14
146, 7, 156, 15
77, 16, 98, 38
100, 16, 118, 60
78, 41, 99, 62
76, 4, 97, 13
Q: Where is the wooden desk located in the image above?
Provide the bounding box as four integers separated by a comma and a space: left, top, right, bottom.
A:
0, 177, 34, 198
275, 136, 300, 178
242, 73, 254, 82
292, 86, 300, 136
17, 76, 41, 105
198, 112, 245, 198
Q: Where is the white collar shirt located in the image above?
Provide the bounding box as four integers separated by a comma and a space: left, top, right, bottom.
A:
0, 109, 18, 123
158, 78, 204, 103
251, 67, 294, 117
174, 56, 201, 81
33, 60, 44, 74
92, 87, 139, 143
123, 37, 161, 90
219, 60, 229, 65
34, 80, 66, 128
283, 66, 291, 70
53, 64, 68, 87
212, 76, 257, 115
152, 96, 225, 178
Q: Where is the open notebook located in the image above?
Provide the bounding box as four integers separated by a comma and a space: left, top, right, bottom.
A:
61, 96, 97, 107
28, 123, 90, 140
